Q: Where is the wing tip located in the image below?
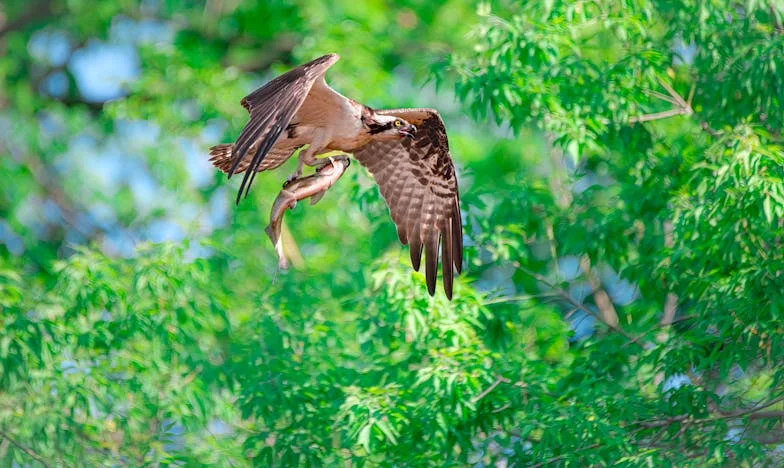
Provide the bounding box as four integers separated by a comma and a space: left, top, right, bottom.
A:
424, 235, 439, 298
312, 53, 340, 68
426, 277, 436, 296
442, 223, 455, 301
442, 268, 454, 300
397, 227, 408, 245
410, 241, 423, 272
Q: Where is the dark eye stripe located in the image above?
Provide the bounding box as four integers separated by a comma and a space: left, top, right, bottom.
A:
368, 121, 394, 134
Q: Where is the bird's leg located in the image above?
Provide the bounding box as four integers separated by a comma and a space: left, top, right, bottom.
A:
286, 149, 313, 183
286, 158, 304, 184
286, 142, 325, 183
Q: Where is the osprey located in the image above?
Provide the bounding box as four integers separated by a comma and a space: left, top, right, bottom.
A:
209, 53, 463, 299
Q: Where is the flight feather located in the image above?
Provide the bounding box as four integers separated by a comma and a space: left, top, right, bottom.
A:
353, 109, 463, 299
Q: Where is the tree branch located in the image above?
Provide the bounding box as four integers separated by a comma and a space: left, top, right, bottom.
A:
631, 77, 693, 124
517, 264, 647, 349
21, 149, 98, 241
770, 2, 784, 35
632, 77, 721, 137
484, 292, 557, 305
660, 220, 679, 327
717, 395, 784, 420
0, 428, 51, 468
579, 256, 619, 328
472, 375, 512, 403
745, 410, 784, 420
634, 395, 784, 430
529, 443, 601, 467
0, 1, 53, 37
629, 107, 691, 124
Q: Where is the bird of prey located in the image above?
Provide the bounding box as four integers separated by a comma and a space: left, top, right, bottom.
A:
209, 53, 463, 299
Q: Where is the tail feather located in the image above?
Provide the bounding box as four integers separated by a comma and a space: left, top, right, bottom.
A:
209, 143, 299, 174
208, 144, 241, 174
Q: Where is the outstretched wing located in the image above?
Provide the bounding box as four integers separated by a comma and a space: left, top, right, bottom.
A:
227, 53, 340, 204
353, 109, 463, 299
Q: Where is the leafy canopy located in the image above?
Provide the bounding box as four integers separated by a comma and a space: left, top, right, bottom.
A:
1, 0, 783, 466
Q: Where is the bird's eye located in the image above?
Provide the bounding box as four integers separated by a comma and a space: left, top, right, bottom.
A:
394, 120, 402, 127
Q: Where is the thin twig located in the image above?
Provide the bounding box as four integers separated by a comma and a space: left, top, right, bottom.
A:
660, 220, 679, 327
0, 429, 51, 468
635, 395, 784, 429
472, 376, 511, 403
719, 395, 784, 420
579, 256, 619, 328
491, 403, 511, 413
0, 1, 53, 37
632, 76, 721, 137
660, 314, 696, 327
629, 108, 690, 124
563, 306, 580, 320
642, 88, 679, 105
484, 293, 556, 305
657, 77, 690, 109
529, 443, 601, 467
645, 423, 673, 447
686, 82, 696, 107
22, 151, 97, 240
660, 293, 679, 327
636, 414, 689, 428
745, 410, 784, 420
631, 77, 692, 124
517, 265, 647, 349
699, 121, 722, 138
770, 2, 784, 35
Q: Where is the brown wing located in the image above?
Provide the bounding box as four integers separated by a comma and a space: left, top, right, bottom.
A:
353, 109, 463, 299
225, 53, 339, 204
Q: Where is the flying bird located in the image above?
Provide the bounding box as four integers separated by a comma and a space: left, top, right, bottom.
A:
209, 53, 463, 299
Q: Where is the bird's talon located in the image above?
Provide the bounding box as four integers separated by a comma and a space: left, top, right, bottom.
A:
284, 172, 302, 186
314, 158, 333, 172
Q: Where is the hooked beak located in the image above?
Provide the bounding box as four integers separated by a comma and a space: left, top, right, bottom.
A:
399, 124, 417, 139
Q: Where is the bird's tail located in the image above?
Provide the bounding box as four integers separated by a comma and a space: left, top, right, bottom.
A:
208, 144, 240, 174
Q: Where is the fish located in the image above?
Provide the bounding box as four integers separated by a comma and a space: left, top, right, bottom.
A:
264, 155, 351, 269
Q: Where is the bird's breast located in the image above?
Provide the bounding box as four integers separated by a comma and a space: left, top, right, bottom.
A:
324, 105, 370, 151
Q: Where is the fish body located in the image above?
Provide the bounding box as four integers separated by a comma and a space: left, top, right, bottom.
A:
264, 155, 351, 269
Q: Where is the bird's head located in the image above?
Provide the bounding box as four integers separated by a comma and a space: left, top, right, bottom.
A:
365, 114, 417, 141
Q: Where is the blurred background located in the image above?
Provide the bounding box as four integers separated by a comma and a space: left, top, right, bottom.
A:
1, 0, 783, 466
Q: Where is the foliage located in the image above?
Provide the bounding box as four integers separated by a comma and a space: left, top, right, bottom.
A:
1, 0, 783, 466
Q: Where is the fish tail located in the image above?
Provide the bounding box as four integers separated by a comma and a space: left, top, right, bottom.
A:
264, 224, 275, 243
265, 223, 289, 270
278, 253, 289, 270
275, 232, 290, 269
